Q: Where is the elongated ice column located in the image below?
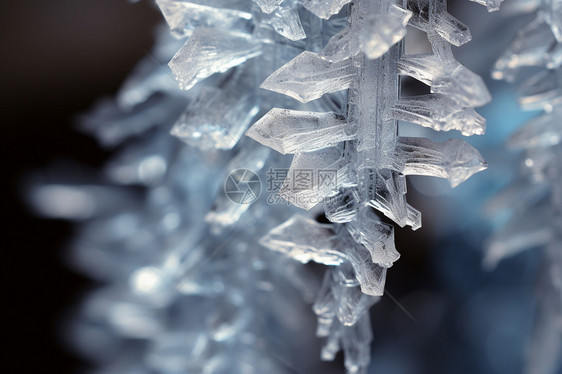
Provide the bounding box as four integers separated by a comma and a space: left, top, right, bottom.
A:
488, 2, 562, 373
250, 0, 491, 372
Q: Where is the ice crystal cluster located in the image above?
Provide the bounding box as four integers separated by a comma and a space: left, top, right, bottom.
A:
486, 1, 562, 373
29, 1, 495, 373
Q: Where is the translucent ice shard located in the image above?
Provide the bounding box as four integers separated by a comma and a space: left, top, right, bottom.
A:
169, 27, 261, 90
345, 206, 400, 268
394, 137, 488, 187
320, 3, 411, 62
398, 54, 491, 107
367, 169, 422, 229
302, 0, 352, 19
171, 67, 259, 150
261, 6, 306, 41
278, 147, 354, 210
205, 146, 270, 233
467, 0, 504, 11
341, 241, 388, 296
407, 0, 472, 46
392, 94, 486, 136
253, 0, 283, 14
246, 108, 356, 154
156, 0, 252, 38
260, 51, 355, 103
324, 188, 361, 223
259, 215, 347, 265
360, 6, 412, 59
315, 269, 380, 326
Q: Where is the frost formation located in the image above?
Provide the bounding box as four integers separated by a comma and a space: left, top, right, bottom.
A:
29, 1, 494, 373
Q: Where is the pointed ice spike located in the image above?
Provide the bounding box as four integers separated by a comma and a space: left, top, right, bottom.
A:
343, 243, 387, 296
366, 169, 422, 229
324, 188, 361, 223
171, 67, 259, 150
278, 147, 355, 210
466, 0, 504, 12
320, 26, 361, 63
245, 108, 356, 154
407, 0, 471, 46
302, 0, 352, 19
394, 137, 488, 187
321, 4, 411, 62
259, 215, 348, 266
397, 54, 491, 107
169, 27, 262, 91
156, 0, 252, 38
262, 6, 306, 41
360, 6, 412, 59
346, 206, 400, 268
260, 51, 355, 103
392, 94, 486, 136
253, 0, 283, 14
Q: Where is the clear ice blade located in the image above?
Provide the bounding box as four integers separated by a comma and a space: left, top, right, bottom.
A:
260, 51, 355, 103
169, 27, 262, 91
246, 108, 356, 154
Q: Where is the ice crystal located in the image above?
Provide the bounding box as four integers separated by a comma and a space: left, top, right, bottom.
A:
245, 0, 490, 372
487, 2, 562, 373
29, 1, 494, 373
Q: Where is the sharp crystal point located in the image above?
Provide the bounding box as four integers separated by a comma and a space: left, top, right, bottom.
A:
259, 215, 347, 265
260, 51, 355, 103
302, 0, 352, 19
169, 27, 261, 91
396, 137, 488, 188
246, 108, 355, 154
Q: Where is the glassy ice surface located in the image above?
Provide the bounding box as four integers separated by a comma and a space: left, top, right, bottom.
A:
169, 27, 261, 90
246, 108, 355, 154
302, 0, 352, 19
171, 66, 259, 150
260, 51, 355, 103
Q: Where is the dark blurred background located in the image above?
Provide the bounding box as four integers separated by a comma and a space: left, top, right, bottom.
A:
2, 1, 160, 371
